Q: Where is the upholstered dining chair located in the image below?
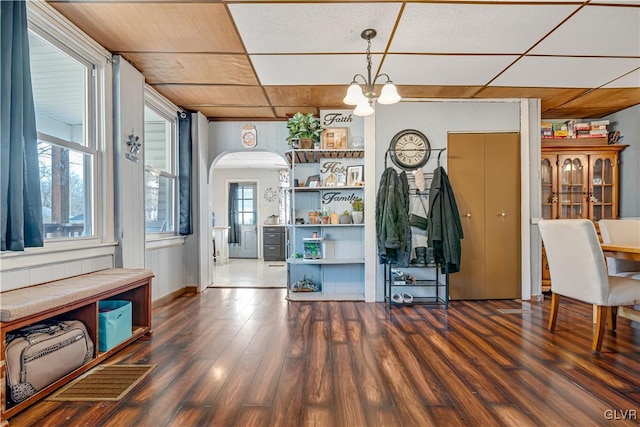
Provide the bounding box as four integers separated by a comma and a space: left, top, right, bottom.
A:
538, 219, 640, 353
598, 219, 640, 278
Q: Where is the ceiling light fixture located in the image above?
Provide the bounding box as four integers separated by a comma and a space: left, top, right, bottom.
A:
343, 29, 401, 117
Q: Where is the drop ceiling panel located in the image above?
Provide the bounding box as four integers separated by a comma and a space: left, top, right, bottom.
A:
399, 85, 483, 98
50, 2, 243, 53
603, 69, 640, 88
383, 55, 518, 86
474, 87, 588, 111
251, 54, 382, 85
265, 86, 346, 107
122, 53, 258, 85
492, 56, 640, 87
391, 3, 580, 54
531, 5, 640, 56
194, 106, 275, 119
153, 85, 268, 107
216, 152, 287, 169
229, 3, 401, 53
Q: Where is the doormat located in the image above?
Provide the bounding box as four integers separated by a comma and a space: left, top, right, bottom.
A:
496, 308, 534, 314
47, 364, 155, 401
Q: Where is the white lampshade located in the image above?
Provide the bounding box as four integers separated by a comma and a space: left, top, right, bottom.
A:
353, 100, 374, 117
377, 82, 401, 105
343, 83, 365, 106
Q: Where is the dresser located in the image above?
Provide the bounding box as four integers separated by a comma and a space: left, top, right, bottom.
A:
263, 226, 286, 261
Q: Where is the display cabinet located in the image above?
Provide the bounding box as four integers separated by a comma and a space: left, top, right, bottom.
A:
285, 148, 365, 301
540, 139, 628, 290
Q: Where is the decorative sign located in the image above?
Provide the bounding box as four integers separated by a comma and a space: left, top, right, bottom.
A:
241, 123, 257, 148
125, 129, 141, 163
321, 192, 359, 205
320, 109, 364, 149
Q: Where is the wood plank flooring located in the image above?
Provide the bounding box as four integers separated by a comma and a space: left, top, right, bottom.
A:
9, 289, 640, 426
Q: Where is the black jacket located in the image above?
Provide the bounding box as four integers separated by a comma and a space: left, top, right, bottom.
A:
427, 167, 463, 273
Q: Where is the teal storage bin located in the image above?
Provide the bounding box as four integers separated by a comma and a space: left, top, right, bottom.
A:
98, 300, 132, 352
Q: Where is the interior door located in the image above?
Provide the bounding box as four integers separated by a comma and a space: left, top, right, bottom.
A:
229, 182, 258, 259
448, 134, 486, 299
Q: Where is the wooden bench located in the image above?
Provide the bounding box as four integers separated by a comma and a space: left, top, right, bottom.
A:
0, 268, 154, 424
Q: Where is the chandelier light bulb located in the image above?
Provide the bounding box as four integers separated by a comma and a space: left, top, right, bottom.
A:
343, 83, 364, 106
353, 100, 374, 117
377, 82, 401, 105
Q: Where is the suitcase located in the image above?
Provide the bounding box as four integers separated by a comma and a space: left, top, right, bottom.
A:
5, 319, 94, 404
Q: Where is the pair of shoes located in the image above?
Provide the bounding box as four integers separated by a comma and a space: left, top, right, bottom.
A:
391, 293, 414, 304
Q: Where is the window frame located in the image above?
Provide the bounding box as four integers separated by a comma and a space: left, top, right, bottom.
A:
144, 85, 179, 238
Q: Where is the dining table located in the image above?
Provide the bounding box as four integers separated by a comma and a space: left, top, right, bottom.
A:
601, 243, 640, 323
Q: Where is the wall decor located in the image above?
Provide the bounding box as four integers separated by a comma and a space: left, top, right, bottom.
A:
321, 127, 348, 149
263, 187, 278, 202
305, 174, 321, 188
241, 123, 257, 148
125, 129, 141, 163
347, 165, 364, 186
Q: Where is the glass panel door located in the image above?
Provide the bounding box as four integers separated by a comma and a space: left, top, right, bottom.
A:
540, 155, 557, 219
589, 154, 617, 221
557, 155, 588, 219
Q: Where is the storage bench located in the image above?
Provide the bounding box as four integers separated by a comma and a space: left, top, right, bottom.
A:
0, 268, 154, 424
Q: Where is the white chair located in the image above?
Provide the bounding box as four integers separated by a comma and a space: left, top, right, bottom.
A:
598, 219, 640, 279
538, 219, 640, 353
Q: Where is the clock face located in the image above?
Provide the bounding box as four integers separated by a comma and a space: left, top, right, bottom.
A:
263, 187, 278, 202
389, 129, 431, 170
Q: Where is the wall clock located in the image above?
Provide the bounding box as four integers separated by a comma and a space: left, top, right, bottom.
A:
263, 187, 278, 202
389, 129, 431, 170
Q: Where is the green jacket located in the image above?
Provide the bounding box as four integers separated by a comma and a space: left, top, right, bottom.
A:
427, 167, 463, 273
376, 168, 411, 266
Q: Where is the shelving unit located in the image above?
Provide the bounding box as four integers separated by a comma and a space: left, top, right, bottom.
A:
286, 148, 365, 301
384, 262, 449, 313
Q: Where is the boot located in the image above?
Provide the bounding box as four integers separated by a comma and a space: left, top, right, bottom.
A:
412, 246, 427, 266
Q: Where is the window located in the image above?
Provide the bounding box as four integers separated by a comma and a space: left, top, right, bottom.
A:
235, 184, 256, 225
144, 98, 177, 235
29, 30, 96, 240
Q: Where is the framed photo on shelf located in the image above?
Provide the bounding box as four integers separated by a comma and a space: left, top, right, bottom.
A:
321, 127, 349, 149
306, 174, 321, 188
346, 165, 364, 187
336, 171, 347, 186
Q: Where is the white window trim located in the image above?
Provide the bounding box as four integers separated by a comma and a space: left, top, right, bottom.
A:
0, 1, 115, 271
144, 85, 179, 239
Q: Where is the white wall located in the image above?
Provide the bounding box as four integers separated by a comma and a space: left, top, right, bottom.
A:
605, 105, 640, 218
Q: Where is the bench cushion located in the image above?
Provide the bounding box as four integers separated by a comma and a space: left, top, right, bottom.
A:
1, 268, 154, 323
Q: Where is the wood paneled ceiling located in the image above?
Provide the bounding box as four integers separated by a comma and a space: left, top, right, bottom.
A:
48, 0, 640, 121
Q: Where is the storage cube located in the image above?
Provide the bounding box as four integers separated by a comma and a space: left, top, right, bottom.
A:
98, 300, 132, 352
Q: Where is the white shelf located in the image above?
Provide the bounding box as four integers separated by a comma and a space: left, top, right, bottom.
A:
286, 223, 364, 228
290, 186, 364, 192
287, 257, 365, 265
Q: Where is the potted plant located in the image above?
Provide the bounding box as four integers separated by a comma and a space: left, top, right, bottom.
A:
351, 197, 364, 224
339, 210, 352, 224
286, 112, 324, 149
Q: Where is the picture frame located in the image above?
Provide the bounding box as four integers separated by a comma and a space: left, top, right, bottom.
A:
321, 127, 349, 149
336, 171, 347, 186
306, 174, 321, 188
346, 165, 364, 187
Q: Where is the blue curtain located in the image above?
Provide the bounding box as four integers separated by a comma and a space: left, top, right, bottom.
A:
1, 1, 44, 251
228, 183, 240, 244
178, 111, 192, 235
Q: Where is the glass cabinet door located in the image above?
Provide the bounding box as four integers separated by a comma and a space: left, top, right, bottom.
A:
589, 153, 617, 221
557, 154, 588, 219
540, 154, 557, 219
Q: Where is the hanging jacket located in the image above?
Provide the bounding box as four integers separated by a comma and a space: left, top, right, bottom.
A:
376, 168, 411, 266
427, 166, 463, 273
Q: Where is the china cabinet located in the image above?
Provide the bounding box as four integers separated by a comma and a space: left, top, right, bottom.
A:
285, 148, 365, 301
540, 138, 628, 291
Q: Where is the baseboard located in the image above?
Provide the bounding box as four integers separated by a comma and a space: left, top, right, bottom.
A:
184, 286, 199, 293
152, 288, 187, 309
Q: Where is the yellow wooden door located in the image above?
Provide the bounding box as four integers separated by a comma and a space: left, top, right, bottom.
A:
448, 133, 521, 300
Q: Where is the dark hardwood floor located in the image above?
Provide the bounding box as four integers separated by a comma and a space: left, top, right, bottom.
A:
10, 288, 640, 426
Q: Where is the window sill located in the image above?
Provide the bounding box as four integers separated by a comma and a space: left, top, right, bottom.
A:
1, 241, 118, 271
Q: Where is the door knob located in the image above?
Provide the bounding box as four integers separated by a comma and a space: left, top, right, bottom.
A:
465, 213, 471, 218
500, 211, 506, 217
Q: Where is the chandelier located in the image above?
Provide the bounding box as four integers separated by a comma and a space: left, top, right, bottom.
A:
343, 29, 401, 117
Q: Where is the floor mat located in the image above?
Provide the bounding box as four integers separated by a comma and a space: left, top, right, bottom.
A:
47, 364, 155, 401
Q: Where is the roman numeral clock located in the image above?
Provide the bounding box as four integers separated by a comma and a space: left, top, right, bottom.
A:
389, 129, 431, 170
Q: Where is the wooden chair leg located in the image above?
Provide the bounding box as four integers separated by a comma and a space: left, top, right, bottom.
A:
548, 292, 560, 332
593, 305, 607, 353
608, 306, 618, 332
